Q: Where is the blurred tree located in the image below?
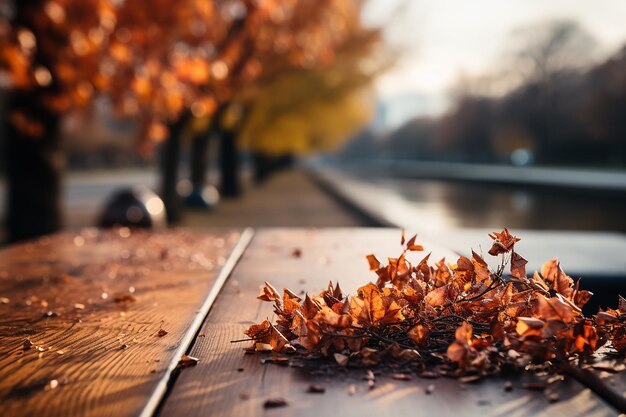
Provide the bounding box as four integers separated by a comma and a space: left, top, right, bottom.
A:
581, 46, 626, 165
381, 117, 437, 160
508, 19, 597, 85
435, 95, 494, 162
433, 20, 602, 166
1, 0, 115, 242
237, 28, 385, 165
501, 20, 597, 163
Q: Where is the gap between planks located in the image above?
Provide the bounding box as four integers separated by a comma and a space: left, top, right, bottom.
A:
137, 227, 254, 417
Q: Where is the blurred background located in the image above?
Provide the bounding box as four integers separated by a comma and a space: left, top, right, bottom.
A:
1, 0, 625, 247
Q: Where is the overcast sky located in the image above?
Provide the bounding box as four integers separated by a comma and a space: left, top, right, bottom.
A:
364, 0, 626, 98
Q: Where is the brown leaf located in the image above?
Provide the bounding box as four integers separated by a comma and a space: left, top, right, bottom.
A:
178, 355, 199, 368
244, 320, 270, 340
536, 294, 579, 323
114, 294, 136, 303
257, 282, 281, 302
263, 398, 288, 408
516, 317, 545, 338
471, 251, 491, 281
405, 234, 424, 251
408, 324, 429, 347
425, 283, 454, 307
350, 283, 385, 325
510, 251, 527, 278
366, 254, 381, 271
307, 384, 326, 393
488, 228, 520, 256
334, 353, 349, 366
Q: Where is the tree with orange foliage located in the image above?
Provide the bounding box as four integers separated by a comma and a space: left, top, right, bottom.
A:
1, 0, 380, 239
1, 0, 116, 242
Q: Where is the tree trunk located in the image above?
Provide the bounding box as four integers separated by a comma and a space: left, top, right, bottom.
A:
253, 152, 294, 184
160, 115, 188, 224
5, 0, 63, 243
218, 128, 240, 197
5, 93, 62, 243
253, 152, 272, 184
190, 131, 210, 190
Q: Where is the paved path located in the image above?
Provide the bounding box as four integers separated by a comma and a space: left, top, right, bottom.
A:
182, 170, 371, 228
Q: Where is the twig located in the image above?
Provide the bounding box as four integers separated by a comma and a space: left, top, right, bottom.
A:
230, 338, 255, 343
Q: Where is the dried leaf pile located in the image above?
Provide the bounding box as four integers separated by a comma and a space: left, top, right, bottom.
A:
245, 229, 626, 376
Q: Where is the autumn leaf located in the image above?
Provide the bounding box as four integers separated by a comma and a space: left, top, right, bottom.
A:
510, 251, 528, 278
471, 250, 491, 282
516, 317, 545, 338
350, 283, 385, 325
488, 228, 520, 256
366, 254, 380, 271
405, 234, 424, 251
257, 281, 281, 302
408, 324, 429, 347
447, 322, 473, 366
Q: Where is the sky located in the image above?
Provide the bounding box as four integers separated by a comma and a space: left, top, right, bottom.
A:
364, 0, 626, 102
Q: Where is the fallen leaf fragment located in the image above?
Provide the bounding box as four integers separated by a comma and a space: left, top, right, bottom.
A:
156, 329, 168, 337
178, 355, 199, 368
547, 392, 560, 403
365, 369, 376, 389
523, 382, 546, 391
459, 375, 481, 384
255, 343, 273, 352
263, 398, 288, 408
307, 384, 326, 393
114, 295, 136, 303
334, 353, 349, 367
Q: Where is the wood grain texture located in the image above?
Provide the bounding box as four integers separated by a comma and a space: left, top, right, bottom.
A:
0, 228, 249, 417
159, 228, 619, 417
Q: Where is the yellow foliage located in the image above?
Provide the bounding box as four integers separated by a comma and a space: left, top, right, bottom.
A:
238, 33, 388, 155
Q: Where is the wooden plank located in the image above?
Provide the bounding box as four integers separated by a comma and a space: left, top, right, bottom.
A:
159, 228, 620, 417
0, 227, 252, 417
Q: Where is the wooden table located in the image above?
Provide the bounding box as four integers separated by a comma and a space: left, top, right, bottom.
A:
0, 228, 624, 417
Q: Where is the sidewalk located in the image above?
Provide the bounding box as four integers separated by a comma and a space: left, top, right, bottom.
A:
0, 169, 374, 244
181, 169, 373, 228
